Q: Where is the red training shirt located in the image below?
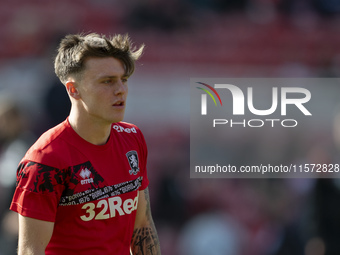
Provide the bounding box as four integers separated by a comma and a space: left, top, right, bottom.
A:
10, 119, 149, 254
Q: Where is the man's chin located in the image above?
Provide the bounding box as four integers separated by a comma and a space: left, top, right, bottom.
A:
110, 115, 125, 124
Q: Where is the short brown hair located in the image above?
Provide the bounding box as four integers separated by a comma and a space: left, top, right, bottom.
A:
54, 33, 144, 84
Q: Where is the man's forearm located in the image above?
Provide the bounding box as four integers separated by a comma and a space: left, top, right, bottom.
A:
131, 223, 161, 255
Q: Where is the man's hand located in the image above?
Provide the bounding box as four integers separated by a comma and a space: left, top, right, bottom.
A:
131, 188, 161, 255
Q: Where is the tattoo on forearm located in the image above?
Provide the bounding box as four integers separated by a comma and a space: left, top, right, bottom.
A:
131, 227, 160, 255
131, 188, 161, 255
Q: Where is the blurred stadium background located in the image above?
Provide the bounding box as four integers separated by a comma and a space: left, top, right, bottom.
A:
1, 0, 340, 254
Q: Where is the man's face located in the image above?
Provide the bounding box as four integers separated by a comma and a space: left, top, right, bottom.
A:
76, 57, 128, 125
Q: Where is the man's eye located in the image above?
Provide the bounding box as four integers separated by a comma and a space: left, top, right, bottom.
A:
103, 80, 111, 84
122, 78, 128, 83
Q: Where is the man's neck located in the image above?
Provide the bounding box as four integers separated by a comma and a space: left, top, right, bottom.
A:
68, 110, 112, 146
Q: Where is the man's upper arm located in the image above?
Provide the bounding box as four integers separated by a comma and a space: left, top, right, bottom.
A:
134, 188, 152, 227
18, 215, 54, 255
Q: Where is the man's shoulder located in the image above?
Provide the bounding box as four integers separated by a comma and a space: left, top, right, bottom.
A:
34, 121, 68, 148
24, 120, 70, 166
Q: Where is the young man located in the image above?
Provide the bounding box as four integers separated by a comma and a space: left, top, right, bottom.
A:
10, 33, 161, 255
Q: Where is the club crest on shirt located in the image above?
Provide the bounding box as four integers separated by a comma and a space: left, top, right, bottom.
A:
126, 150, 140, 175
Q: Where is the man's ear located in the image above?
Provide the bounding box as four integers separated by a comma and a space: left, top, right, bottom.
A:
65, 81, 80, 100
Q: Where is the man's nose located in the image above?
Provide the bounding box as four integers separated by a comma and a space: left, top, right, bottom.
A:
114, 80, 127, 95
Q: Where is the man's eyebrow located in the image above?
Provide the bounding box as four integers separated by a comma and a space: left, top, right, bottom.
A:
98, 75, 117, 79
97, 75, 129, 80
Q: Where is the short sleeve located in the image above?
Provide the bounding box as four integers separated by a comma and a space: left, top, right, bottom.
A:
138, 130, 149, 190
10, 161, 68, 222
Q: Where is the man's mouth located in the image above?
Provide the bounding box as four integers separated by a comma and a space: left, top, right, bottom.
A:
113, 101, 125, 106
